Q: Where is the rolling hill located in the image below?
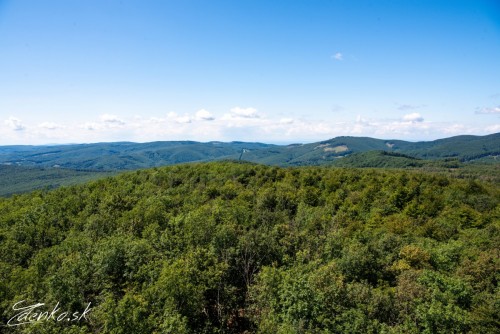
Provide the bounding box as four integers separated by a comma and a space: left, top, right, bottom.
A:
0, 133, 498, 196
0, 133, 498, 171
0, 141, 276, 170
237, 133, 500, 166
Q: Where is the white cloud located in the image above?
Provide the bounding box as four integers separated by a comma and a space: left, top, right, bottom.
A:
5, 117, 25, 131
167, 112, 192, 124
402, 113, 424, 122
148, 117, 165, 124
1, 109, 497, 145
442, 124, 467, 134
485, 124, 500, 132
176, 115, 192, 124
195, 109, 215, 121
229, 107, 260, 119
279, 118, 294, 124
100, 113, 125, 125
81, 122, 102, 131
81, 114, 126, 130
475, 106, 500, 114
38, 122, 61, 130
332, 52, 343, 61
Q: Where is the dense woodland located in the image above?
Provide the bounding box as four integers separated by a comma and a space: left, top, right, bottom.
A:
0, 165, 115, 197
0, 162, 498, 333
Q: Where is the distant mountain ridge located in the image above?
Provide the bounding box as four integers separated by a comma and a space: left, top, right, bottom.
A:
0, 141, 276, 170
0, 133, 498, 170
243, 133, 500, 166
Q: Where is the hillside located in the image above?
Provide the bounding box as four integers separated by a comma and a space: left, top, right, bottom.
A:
0, 134, 498, 196
238, 133, 500, 166
0, 165, 115, 197
0, 141, 276, 170
331, 151, 428, 168
0, 133, 498, 170
0, 162, 498, 333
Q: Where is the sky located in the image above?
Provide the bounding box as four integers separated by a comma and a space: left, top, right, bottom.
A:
0, 0, 499, 145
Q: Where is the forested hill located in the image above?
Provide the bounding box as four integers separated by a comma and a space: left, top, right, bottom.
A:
0, 141, 275, 170
0, 165, 115, 197
0, 133, 498, 170
1, 161, 498, 333
237, 133, 500, 166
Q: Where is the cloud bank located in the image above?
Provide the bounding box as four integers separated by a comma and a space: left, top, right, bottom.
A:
1, 108, 498, 145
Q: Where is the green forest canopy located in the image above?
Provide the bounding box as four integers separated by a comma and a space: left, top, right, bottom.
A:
0, 162, 498, 333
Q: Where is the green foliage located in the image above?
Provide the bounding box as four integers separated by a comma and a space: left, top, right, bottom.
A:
0, 165, 114, 197
0, 161, 498, 333
333, 151, 426, 168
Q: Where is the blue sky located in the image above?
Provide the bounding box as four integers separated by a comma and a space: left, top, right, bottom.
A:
1, 0, 499, 144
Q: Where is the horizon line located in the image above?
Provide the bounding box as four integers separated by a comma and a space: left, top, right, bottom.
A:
1, 132, 498, 147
